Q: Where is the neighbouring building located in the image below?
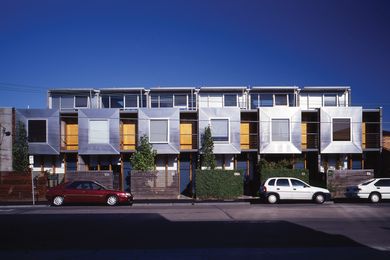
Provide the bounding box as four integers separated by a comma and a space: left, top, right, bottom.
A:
0, 86, 383, 196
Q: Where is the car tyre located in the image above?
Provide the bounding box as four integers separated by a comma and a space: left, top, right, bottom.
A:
52, 196, 64, 206
267, 194, 279, 204
106, 195, 118, 206
314, 193, 325, 204
369, 192, 381, 203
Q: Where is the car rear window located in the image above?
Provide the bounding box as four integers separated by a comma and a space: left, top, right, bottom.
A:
361, 179, 375, 186
268, 179, 275, 186
276, 179, 290, 187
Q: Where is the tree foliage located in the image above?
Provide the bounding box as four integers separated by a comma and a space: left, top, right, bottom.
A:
200, 126, 216, 170
130, 135, 157, 171
13, 121, 30, 173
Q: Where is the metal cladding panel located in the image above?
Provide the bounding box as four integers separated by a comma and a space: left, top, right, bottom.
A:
320, 107, 362, 154
16, 109, 60, 155
198, 108, 241, 154
259, 107, 301, 154
138, 108, 180, 154
78, 109, 120, 155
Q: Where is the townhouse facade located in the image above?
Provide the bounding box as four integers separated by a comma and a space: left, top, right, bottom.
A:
5, 86, 382, 195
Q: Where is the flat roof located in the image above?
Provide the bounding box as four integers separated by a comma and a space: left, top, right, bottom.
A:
149, 86, 196, 91
302, 86, 350, 91
48, 88, 98, 93
199, 86, 247, 91
251, 86, 299, 90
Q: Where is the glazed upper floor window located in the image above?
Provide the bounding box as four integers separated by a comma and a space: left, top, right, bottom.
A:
101, 94, 146, 109
210, 118, 229, 142
332, 118, 351, 141
251, 93, 295, 108
272, 119, 290, 142
28, 120, 47, 143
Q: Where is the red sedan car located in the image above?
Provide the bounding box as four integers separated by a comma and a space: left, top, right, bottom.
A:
46, 180, 133, 206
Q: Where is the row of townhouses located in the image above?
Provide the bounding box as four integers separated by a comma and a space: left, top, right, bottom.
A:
0, 86, 382, 195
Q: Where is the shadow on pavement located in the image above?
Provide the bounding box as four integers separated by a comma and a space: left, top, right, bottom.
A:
0, 213, 389, 259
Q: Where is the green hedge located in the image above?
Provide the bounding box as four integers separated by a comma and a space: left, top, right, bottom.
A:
195, 170, 243, 199
260, 168, 309, 184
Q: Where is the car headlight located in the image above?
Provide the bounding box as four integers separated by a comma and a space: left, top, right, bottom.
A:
125, 193, 132, 197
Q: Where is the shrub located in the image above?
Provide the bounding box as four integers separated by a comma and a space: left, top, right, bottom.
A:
130, 135, 156, 171
260, 168, 309, 184
200, 126, 216, 169
195, 169, 243, 199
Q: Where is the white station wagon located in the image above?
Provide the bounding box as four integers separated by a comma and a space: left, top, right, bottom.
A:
346, 178, 390, 203
259, 177, 331, 204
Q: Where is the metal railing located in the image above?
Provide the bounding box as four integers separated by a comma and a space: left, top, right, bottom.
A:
180, 133, 198, 150
120, 133, 137, 150
60, 134, 78, 150
363, 133, 381, 149
302, 133, 319, 149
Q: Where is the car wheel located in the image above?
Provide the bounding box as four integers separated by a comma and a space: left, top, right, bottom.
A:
267, 194, 279, 204
369, 192, 381, 203
106, 195, 118, 206
314, 193, 325, 204
52, 196, 64, 206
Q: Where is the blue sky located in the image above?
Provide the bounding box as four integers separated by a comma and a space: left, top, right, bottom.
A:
0, 0, 389, 127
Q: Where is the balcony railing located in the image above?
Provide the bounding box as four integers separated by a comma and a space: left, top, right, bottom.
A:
363, 133, 381, 149
61, 134, 78, 151
240, 133, 258, 150
302, 133, 319, 150
180, 133, 198, 150
120, 133, 137, 151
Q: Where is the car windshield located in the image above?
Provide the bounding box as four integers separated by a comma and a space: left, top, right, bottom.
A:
360, 179, 375, 186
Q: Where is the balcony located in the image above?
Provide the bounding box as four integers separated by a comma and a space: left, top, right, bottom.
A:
301, 133, 319, 150
180, 122, 198, 150
61, 134, 78, 151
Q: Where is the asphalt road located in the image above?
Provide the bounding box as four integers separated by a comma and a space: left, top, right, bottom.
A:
1, 202, 390, 259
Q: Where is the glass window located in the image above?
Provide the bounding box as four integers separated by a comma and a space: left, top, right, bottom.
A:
174, 95, 187, 107
51, 96, 60, 109
151, 95, 159, 108
274, 94, 287, 106
268, 179, 275, 186
210, 119, 229, 142
291, 179, 306, 187
251, 94, 259, 109
288, 94, 295, 107
272, 119, 290, 141
260, 94, 273, 107
75, 96, 88, 108
333, 118, 351, 141
110, 95, 124, 108
91, 182, 105, 190
28, 120, 47, 143
324, 94, 337, 106
61, 96, 74, 109
125, 95, 138, 108
150, 119, 168, 143
89, 120, 109, 144
101, 96, 110, 108
374, 179, 390, 187
276, 179, 290, 187
159, 94, 173, 108
224, 94, 237, 107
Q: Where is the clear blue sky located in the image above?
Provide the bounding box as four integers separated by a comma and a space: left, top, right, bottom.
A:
0, 0, 389, 127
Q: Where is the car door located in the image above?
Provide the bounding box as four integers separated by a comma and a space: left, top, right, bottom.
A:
374, 179, 390, 199
275, 178, 293, 200
89, 182, 108, 203
290, 179, 311, 200
64, 181, 88, 203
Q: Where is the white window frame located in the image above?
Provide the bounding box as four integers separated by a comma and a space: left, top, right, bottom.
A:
74, 96, 89, 109
88, 119, 110, 144
273, 94, 288, 107
149, 118, 170, 144
331, 117, 352, 142
124, 94, 139, 109
323, 93, 338, 107
270, 118, 291, 142
173, 94, 188, 109
223, 94, 238, 107
210, 117, 230, 143
27, 119, 48, 144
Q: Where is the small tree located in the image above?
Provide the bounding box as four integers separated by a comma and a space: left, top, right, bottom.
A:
130, 135, 157, 171
13, 121, 30, 173
200, 126, 216, 170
